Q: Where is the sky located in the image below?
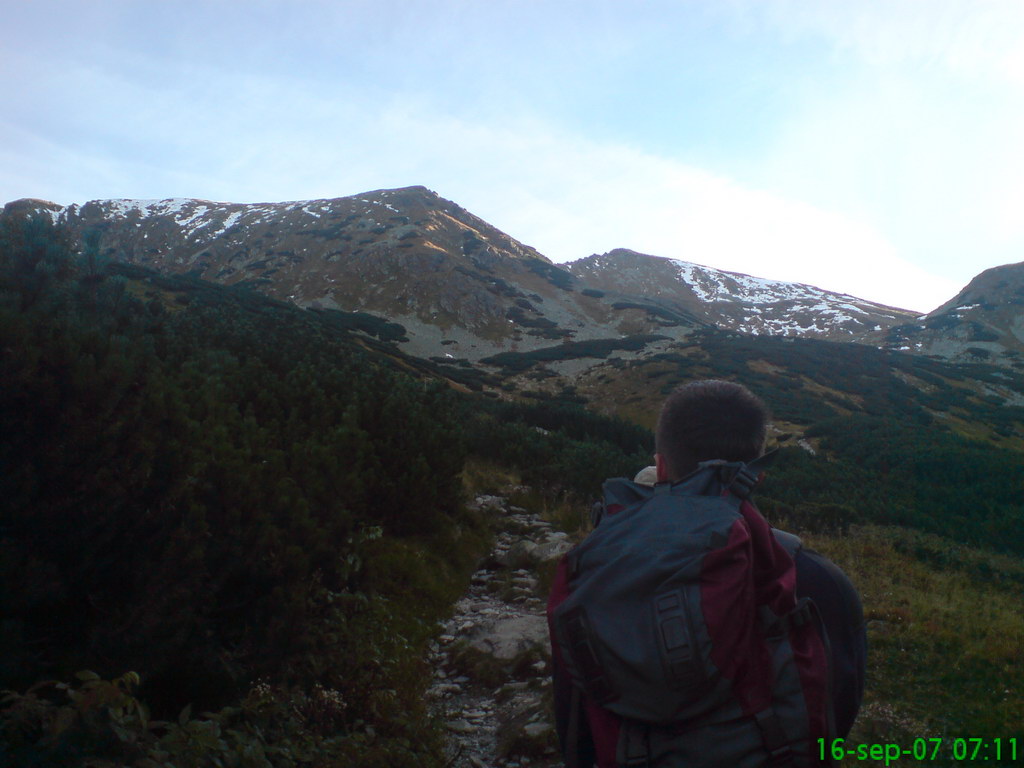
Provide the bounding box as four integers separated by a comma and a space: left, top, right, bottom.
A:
3, 1, 1024, 314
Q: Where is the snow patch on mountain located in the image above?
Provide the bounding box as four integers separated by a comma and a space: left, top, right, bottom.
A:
103, 199, 194, 218
568, 249, 918, 343
211, 210, 244, 237
673, 260, 865, 309
92, 197, 345, 240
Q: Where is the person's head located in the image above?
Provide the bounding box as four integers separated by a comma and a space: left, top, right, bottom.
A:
654, 379, 769, 482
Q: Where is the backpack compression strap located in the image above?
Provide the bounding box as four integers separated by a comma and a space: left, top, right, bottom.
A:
566, 685, 581, 768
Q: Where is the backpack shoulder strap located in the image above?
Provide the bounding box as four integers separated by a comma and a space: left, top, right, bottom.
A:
748, 449, 779, 475
700, 450, 779, 500
590, 477, 657, 529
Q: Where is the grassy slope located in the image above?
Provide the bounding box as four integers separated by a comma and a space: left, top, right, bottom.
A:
799, 526, 1023, 766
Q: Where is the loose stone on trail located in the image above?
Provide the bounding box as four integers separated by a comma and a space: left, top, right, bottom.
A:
447, 719, 477, 734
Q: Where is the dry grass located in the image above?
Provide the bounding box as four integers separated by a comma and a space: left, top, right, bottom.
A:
461, 457, 522, 498
805, 525, 1024, 766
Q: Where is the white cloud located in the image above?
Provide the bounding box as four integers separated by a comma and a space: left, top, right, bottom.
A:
0, 52, 963, 313
1002, 36, 1024, 85
740, 0, 1024, 79
373, 109, 959, 312
711, 1, 1024, 295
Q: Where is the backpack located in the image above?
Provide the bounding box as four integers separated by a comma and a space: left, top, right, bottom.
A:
551, 459, 836, 767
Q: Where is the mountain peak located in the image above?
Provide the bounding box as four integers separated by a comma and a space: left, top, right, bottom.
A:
4, 198, 65, 215
879, 260, 1024, 365
3, 186, 571, 353
929, 261, 1024, 317
567, 248, 917, 340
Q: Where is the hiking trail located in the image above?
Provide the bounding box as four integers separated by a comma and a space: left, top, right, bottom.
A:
427, 490, 573, 768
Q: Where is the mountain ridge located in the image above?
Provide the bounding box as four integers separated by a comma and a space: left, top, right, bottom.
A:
4, 187, 1023, 370
566, 247, 917, 342
882, 261, 1024, 366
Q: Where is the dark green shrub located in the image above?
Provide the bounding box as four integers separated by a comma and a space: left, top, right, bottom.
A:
524, 258, 574, 290
0, 215, 469, 740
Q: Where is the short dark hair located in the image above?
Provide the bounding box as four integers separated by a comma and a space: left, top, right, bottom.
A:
655, 379, 769, 481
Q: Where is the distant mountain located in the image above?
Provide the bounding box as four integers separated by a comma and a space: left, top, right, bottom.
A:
3, 188, 704, 361
883, 261, 1024, 369
565, 248, 917, 342
4, 187, 1024, 373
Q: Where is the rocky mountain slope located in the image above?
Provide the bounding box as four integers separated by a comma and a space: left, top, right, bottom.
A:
883, 261, 1024, 368
2, 189, 704, 361
566, 248, 917, 342
4, 187, 1023, 371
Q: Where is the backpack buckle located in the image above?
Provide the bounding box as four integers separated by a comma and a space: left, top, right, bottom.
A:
728, 466, 759, 499
711, 451, 778, 499
616, 720, 651, 767
702, 460, 762, 499
766, 744, 797, 768
654, 591, 702, 690
755, 708, 797, 768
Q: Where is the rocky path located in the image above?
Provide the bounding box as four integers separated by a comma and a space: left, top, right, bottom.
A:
426, 491, 574, 768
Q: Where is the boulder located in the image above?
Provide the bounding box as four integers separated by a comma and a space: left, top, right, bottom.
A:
470, 494, 508, 513
469, 614, 548, 660
446, 718, 476, 734
497, 537, 572, 567
524, 722, 553, 738
497, 539, 538, 568
533, 538, 573, 563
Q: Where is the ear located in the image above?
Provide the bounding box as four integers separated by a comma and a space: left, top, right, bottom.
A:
654, 453, 671, 483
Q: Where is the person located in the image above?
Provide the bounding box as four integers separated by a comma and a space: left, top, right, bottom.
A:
547, 379, 866, 767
